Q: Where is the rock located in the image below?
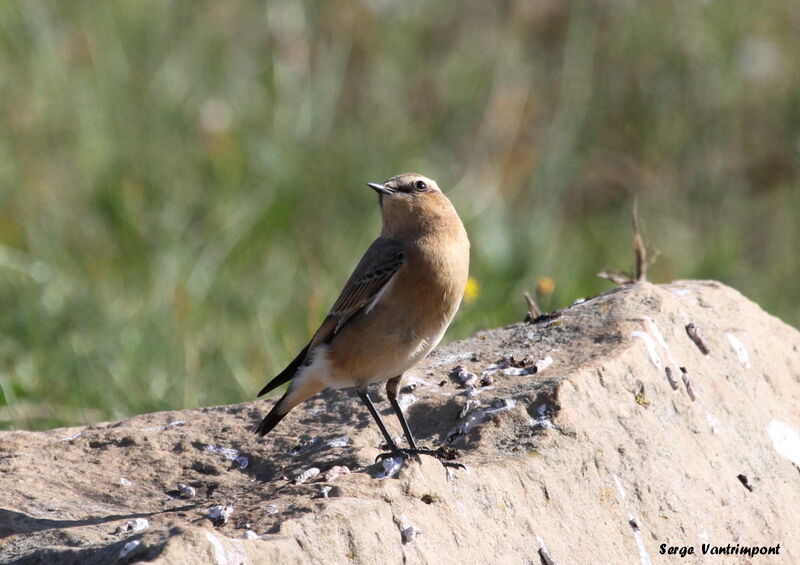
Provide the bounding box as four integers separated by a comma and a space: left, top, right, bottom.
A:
322, 465, 350, 482
176, 483, 196, 499
1, 281, 798, 564
292, 467, 320, 485
206, 505, 233, 526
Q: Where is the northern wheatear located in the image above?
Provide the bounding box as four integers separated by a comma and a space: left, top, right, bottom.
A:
255, 173, 470, 465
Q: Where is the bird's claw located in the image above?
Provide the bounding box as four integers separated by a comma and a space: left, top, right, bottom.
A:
375, 446, 465, 469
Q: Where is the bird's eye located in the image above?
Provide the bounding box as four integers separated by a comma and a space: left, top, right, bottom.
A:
414, 180, 428, 191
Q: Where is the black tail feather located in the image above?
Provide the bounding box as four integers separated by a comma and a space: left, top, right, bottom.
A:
257, 342, 311, 397
254, 392, 291, 437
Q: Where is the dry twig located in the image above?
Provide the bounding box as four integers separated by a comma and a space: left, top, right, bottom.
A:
597, 198, 659, 285
523, 292, 542, 323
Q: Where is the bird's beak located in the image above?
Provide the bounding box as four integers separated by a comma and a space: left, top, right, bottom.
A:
367, 182, 395, 195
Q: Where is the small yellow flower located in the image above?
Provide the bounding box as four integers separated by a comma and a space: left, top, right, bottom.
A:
535, 276, 555, 297
463, 276, 479, 303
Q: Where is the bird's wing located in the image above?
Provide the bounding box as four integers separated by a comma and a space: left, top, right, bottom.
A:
257, 238, 403, 398
326, 237, 405, 328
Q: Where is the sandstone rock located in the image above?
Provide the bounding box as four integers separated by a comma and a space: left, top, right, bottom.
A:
1, 281, 798, 564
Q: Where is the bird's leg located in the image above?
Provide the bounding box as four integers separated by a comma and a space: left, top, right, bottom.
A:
356, 385, 399, 452
376, 376, 465, 469
385, 375, 418, 450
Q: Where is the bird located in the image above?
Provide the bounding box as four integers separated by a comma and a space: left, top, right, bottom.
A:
254, 173, 470, 465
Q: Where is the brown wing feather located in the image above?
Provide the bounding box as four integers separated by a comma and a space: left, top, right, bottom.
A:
328, 237, 404, 330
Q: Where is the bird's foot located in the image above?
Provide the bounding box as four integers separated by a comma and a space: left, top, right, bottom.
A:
375, 446, 465, 470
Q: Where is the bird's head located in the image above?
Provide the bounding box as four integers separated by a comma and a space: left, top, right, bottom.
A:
367, 173, 459, 238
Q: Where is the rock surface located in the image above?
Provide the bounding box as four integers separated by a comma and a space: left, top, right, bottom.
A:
1, 280, 799, 564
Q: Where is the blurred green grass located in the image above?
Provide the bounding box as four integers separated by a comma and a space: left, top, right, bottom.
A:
1, 1, 798, 429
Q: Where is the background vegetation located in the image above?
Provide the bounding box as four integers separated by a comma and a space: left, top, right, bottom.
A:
1, 1, 798, 430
